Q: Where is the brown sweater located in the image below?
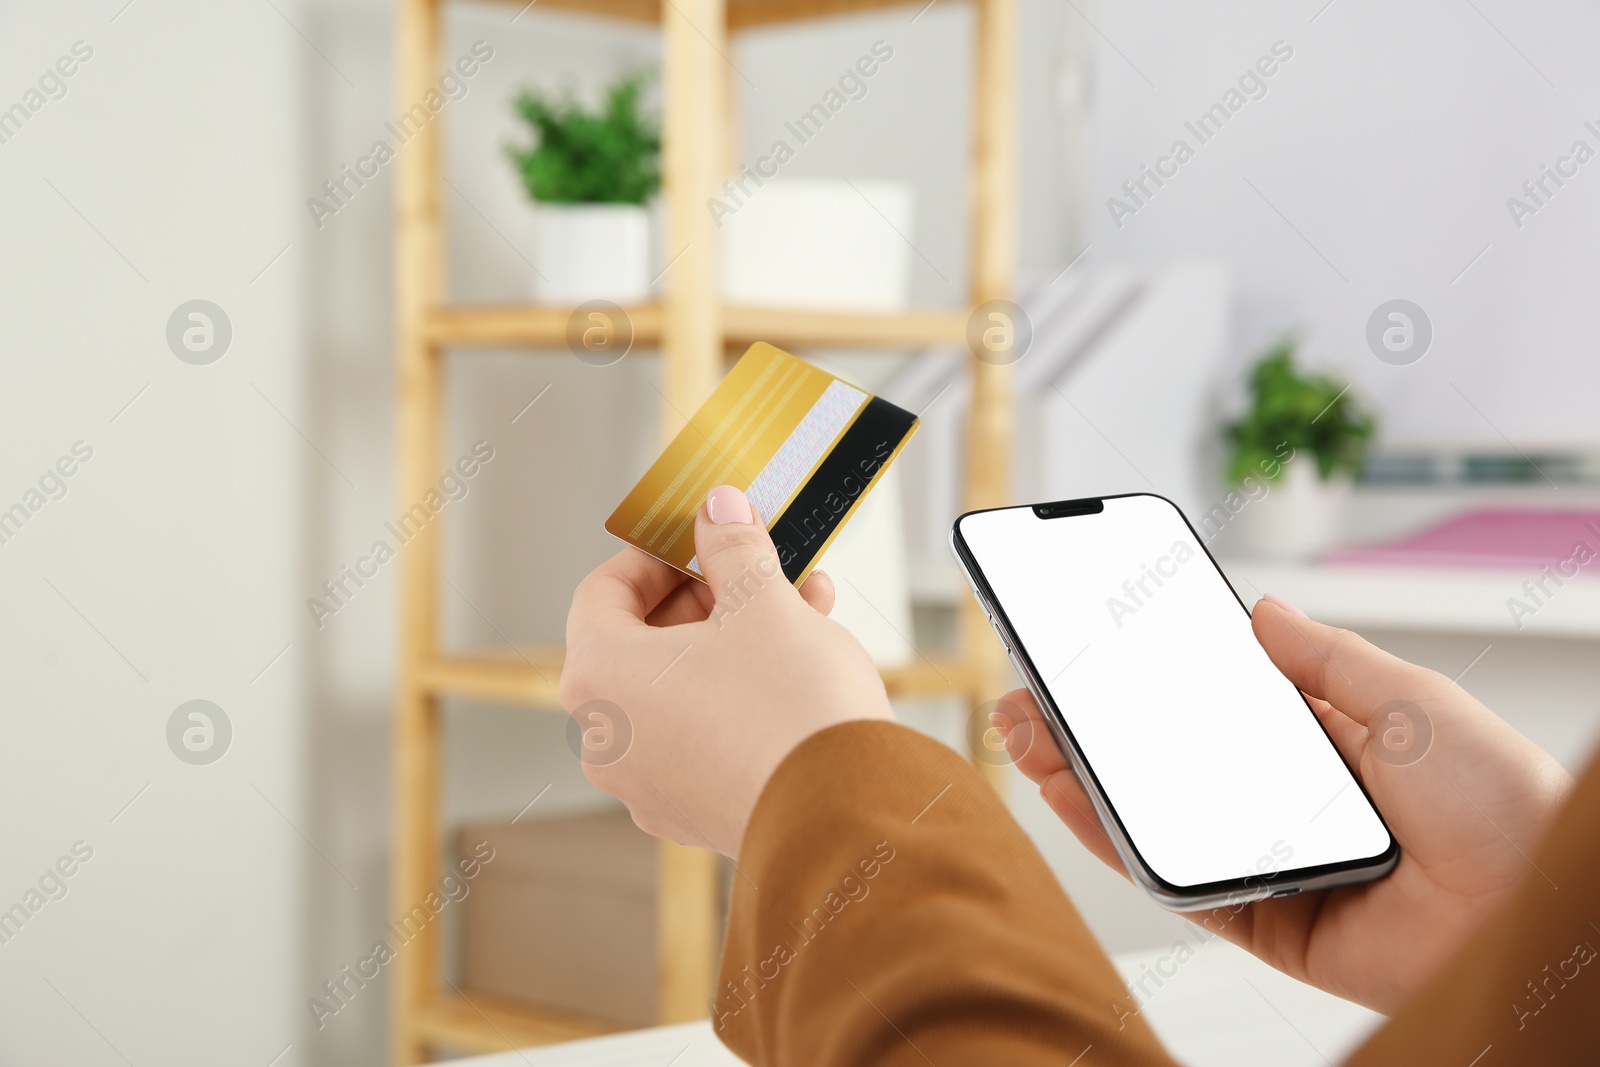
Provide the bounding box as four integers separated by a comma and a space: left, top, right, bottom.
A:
715, 721, 1599, 1066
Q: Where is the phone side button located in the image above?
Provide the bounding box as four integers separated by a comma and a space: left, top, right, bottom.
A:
989, 617, 1011, 653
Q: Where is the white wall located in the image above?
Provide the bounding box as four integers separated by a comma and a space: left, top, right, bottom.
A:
1083, 0, 1600, 448
0, 2, 303, 1065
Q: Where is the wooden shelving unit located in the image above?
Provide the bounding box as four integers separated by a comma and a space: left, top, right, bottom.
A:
388, 0, 1017, 1060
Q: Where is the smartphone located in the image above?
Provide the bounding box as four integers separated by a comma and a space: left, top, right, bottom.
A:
951, 493, 1397, 910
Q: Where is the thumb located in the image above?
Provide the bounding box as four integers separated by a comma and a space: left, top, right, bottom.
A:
693, 485, 801, 612
1251, 597, 1438, 726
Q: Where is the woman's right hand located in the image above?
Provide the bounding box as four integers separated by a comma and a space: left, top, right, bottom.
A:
991, 597, 1574, 1012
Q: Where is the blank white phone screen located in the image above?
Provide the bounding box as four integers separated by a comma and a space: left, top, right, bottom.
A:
959, 496, 1390, 890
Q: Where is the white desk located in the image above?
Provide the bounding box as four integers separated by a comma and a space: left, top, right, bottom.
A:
453, 941, 1380, 1067
1217, 558, 1600, 640
454, 1020, 742, 1067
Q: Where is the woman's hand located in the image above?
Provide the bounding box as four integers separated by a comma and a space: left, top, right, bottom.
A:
560, 485, 895, 858
992, 597, 1574, 1012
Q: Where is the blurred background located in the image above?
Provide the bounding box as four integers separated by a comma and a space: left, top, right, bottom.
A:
4, 0, 1600, 1064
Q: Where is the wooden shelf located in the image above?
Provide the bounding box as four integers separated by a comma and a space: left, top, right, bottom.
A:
427, 302, 967, 350
417, 645, 975, 707
392, 0, 1016, 1058
474, 0, 925, 31
411, 990, 625, 1054
724, 305, 969, 348
427, 303, 663, 347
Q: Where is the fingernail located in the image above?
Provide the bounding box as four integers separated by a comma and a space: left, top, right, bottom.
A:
1263, 594, 1307, 618
706, 485, 753, 525
989, 710, 1010, 734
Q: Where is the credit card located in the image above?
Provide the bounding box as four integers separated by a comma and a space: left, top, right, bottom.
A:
606, 342, 918, 586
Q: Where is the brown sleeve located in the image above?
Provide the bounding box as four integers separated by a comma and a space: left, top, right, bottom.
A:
1344, 746, 1600, 1066
714, 720, 1180, 1067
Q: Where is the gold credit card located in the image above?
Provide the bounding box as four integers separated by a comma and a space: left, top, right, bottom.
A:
606, 342, 919, 586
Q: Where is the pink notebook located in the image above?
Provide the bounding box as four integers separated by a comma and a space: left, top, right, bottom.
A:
1322, 508, 1600, 571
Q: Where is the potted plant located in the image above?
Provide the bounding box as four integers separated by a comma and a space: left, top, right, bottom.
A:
1220, 337, 1376, 559
507, 72, 660, 304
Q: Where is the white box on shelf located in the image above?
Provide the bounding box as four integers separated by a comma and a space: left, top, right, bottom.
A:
719, 179, 914, 311
813, 466, 916, 668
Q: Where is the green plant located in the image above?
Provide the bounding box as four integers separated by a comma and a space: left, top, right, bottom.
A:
506, 73, 660, 205
1225, 337, 1375, 485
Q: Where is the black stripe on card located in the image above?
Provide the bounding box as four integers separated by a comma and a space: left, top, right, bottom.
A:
770, 395, 917, 583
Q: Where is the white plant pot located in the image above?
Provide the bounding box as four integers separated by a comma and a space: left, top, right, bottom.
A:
1221, 459, 1352, 561
532, 203, 652, 305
